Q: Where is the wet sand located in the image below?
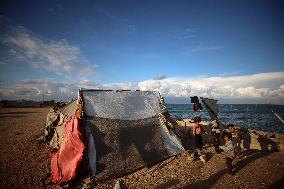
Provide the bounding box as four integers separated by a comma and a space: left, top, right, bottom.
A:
0, 108, 284, 189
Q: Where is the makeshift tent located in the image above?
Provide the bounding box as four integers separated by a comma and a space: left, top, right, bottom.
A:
45, 89, 184, 184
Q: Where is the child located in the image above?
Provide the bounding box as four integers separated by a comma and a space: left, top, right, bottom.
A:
191, 116, 208, 162
227, 124, 241, 158
219, 132, 237, 175
210, 120, 221, 153
192, 116, 204, 151
227, 124, 238, 141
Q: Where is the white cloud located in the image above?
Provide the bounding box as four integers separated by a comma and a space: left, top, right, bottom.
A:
191, 43, 225, 53
137, 72, 284, 99
2, 25, 95, 77
0, 79, 100, 101
0, 72, 283, 104
134, 72, 284, 104
0, 61, 7, 65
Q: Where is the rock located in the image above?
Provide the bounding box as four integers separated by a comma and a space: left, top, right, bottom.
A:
199, 154, 207, 163
114, 180, 120, 189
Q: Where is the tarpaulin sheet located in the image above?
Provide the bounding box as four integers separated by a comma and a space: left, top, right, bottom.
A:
60, 100, 78, 118
50, 114, 85, 184
201, 98, 219, 121
85, 116, 169, 181
82, 90, 163, 120
45, 100, 78, 147
81, 90, 184, 181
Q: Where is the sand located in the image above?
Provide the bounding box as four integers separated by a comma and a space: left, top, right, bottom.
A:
0, 108, 51, 189
1, 107, 284, 189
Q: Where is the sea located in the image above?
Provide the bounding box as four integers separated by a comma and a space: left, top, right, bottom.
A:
166, 104, 284, 133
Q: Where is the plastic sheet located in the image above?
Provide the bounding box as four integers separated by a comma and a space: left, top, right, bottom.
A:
88, 132, 96, 176
82, 90, 163, 120
80, 90, 184, 181
50, 114, 85, 184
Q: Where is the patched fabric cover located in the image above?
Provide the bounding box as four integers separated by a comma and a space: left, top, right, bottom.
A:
50, 114, 85, 184
82, 90, 163, 120
81, 90, 184, 181
85, 116, 169, 181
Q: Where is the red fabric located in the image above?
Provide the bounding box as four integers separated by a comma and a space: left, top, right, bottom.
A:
50, 114, 85, 184
193, 103, 199, 111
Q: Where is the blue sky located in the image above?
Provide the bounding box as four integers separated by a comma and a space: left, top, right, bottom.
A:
0, 0, 284, 103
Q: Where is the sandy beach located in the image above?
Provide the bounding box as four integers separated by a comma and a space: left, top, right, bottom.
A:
0, 107, 284, 189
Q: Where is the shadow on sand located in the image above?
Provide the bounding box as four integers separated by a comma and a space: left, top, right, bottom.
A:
266, 176, 284, 189
183, 129, 279, 189
183, 150, 272, 189
154, 179, 179, 189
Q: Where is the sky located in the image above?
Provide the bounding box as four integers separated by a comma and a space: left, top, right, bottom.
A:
0, 0, 283, 104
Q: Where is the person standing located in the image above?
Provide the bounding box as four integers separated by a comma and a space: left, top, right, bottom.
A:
192, 116, 204, 151
227, 124, 241, 158
219, 132, 237, 175
210, 120, 221, 153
